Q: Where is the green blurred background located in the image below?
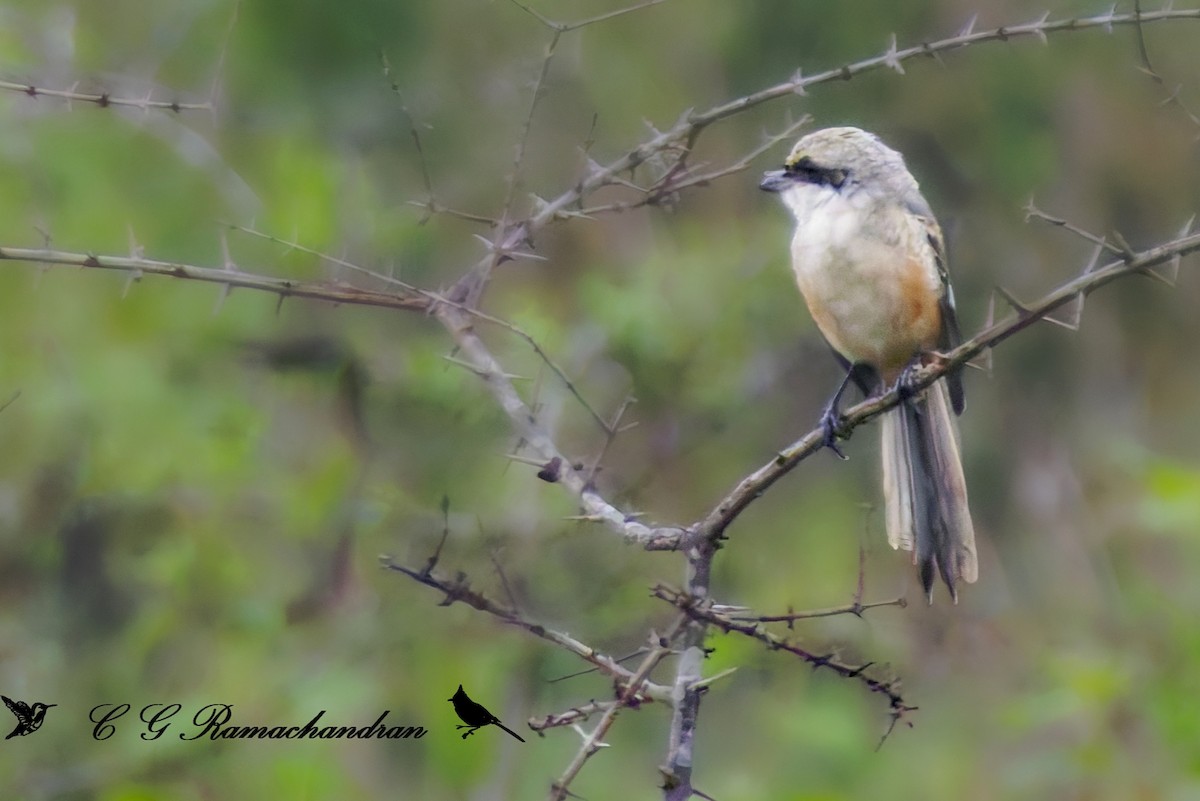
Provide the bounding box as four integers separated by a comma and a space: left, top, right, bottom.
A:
1, 0, 1200, 798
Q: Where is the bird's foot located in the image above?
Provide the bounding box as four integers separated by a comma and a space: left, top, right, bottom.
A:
894, 360, 926, 403
818, 401, 849, 460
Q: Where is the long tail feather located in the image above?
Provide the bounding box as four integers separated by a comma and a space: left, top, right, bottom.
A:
881, 412, 913, 552
881, 380, 977, 602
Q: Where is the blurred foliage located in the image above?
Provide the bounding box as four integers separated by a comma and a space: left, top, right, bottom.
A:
1, 0, 1200, 799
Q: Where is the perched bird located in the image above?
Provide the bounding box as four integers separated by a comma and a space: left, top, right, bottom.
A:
760, 126, 977, 602
448, 685, 525, 742
3, 695, 56, 739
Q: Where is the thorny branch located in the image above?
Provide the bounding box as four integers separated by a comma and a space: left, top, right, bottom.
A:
0, 79, 211, 114
509, 0, 670, 34
0, 0, 238, 115
732, 596, 908, 624
530, 698, 624, 733
378, 553, 671, 705
1131, 0, 1200, 134
0, 245, 430, 312
548, 617, 683, 801
653, 585, 916, 749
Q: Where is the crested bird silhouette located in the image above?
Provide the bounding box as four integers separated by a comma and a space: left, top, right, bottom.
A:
448, 685, 525, 742
3, 695, 56, 739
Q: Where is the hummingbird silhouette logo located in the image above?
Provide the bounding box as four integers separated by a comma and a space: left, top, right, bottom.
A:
3, 695, 56, 739
448, 685, 525, 742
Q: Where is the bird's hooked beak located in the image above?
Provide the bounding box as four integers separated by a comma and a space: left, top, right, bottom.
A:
759, 169, 793, 193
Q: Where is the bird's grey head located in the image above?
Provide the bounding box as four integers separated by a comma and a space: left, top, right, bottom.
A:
760, 126, 928, 217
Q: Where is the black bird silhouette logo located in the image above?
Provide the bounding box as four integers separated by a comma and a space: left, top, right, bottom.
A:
3, 695, 56, 739
448, 685, 525, 742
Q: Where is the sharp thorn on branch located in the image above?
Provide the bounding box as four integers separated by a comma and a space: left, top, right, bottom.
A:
1043, 293, 1084, 330
1165, 254, 1183, 284
126, 225, 144, 260
1031, 11, 1051, 44
790, 68, 807, 96
1178, 214, 1196, 239
1139, 265, 1177, 287
884, 34, 905, 73
1082, 241, 1106, 275
121, 270, 142, 299
213, 283, 232, 316
964, 351, 993, 375
993, 285, 1030, 315
219, 229, 237, 272
503, 452, 546, 467
1110, 229, 1137, 262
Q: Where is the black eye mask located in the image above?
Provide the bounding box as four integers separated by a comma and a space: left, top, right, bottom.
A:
785, 156, 848, 189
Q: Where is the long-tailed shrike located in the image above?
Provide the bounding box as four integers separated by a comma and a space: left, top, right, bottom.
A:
760, 126, 977, 602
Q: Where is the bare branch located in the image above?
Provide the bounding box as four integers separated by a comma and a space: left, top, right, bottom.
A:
509, 30, 559, 215
206, 0, 242, 110
405, 198, 499, 227
1131, 0, 1200, 134
232, 223, 615, 433
731, 596, 907, 624
1024, 199, 1123, 257
227, 222, 424, 295
1, 1, 239, 116
434, 302, 686, 549
0, 245, 430, 312
660, 532, 716, 799
582, 395, 637, 486
653, 585, 914, 741
547, 648, 650, 684
558, 0, 670, 32
465, 1, 587, 303
0, 79, 210, 113
379, 554, 671, 703
530, 699, 620, 732
0, 229, 619, 446
382, 52, 501, 227
508, 0, 670, 33
549, 618, 683, 801
487, 545, 522, 614
459, 307, 614, 433
381, 53, 434, 198
578, 115, 812, 217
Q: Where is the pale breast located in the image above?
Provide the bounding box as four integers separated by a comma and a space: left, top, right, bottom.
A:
787, 188, 942, 378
